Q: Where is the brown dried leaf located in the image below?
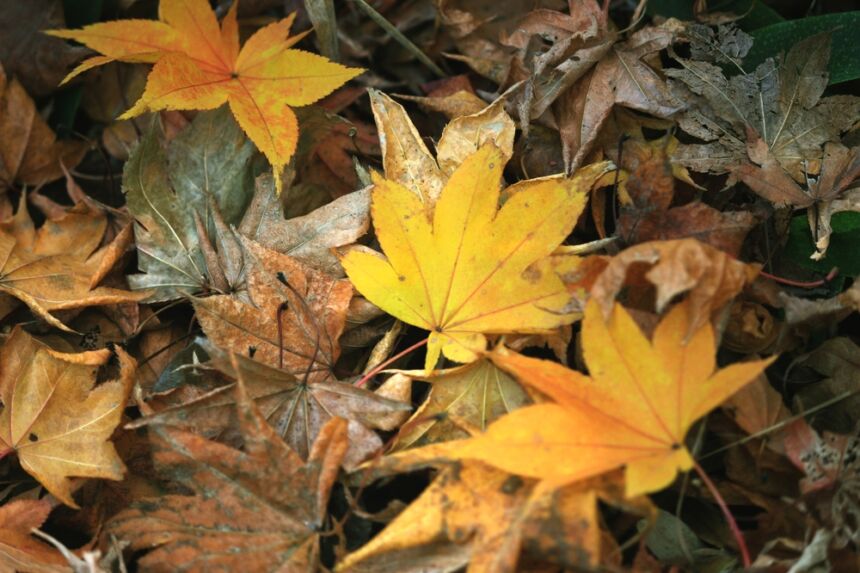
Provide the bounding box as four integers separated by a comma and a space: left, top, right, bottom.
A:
0, 63, 87, 191
589, 238, 760, 336
0, 198, 149, 331
108, 378, 349, 572
0, 499, 67, 573
0, 328, 135, 507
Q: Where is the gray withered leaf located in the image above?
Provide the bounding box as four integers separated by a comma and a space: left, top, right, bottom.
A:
239, 174, 369, 277
668, 30, 860, 179
123, 107, 256, 301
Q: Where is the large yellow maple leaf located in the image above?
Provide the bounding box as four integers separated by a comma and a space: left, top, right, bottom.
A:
389, 299, 773, 498
341, 144, 611, 371
48, 0, 362, 193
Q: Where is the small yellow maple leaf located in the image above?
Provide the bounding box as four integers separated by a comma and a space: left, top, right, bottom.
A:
48, 0, 362, 193
0, 328, 135, 507
388, 299, 773, 498
341, 144, 612, 371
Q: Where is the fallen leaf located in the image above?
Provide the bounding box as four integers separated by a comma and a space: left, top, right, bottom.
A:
616, 137, 756, 256
724, 374, 791, 454
0, 63, 87, 191
0, 499, 67, 572
668, 28, 860, 180
107, 376, 349, 572
791, 338, 860, 435
589, 238, 761, 336
391, 359, 531, 450
49, 0, 362, 193
732, 140, 860, 259
122, 107, 255, 301
193, 237, 352, 381
558, 22, 684, 171
0, 327, 135, 507
0, 0, 87, 97
341, 144, 612, 370
239, 174, 370, 276
0, 196, 149, 331
389, 299, 772, 497
338, 461, 605, 573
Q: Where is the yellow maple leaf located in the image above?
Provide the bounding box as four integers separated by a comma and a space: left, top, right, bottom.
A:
0, 328, 136, 507
48, 0, 362, 193
341, 144, 611, 371
390, 299, 773, 498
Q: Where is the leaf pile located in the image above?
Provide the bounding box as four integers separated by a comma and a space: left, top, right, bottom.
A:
1, 0, 859, 571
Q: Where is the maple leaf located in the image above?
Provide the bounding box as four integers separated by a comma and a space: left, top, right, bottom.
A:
589, 238, 760, 337
616, 136, 756, 256
193, 237, 352, 382
667, 28, 860, 180
391, 359, 532, 450
338, 461, 608, 573
122, 107, 255, 301
133, 339, 410, 469
391, 299, 772, 497
0, 196, 150, 331
107, 375, 349, 572
0, 328, 135, 507
732, 139, 860, 259
239, 173, 370, 276
0, 63, 87, 192
341, 144, 612, 371
48, 0, 363, 193
0, 499, 68, 573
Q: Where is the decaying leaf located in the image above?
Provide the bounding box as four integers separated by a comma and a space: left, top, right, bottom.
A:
341, 144, 612, 370
0, 63, 87, 192
49, 0, 362, 192
339, 462, 610, 573
0, 196, 149, 331
589, 238, 761, 336
381, 299, 772, 497
239, 174, 370, 276
193, 237, 352, 381
0, 499, 67, 572
0, 328, 135, 507
123, 107, 255, 301
132, 339, 410, 470
668, 28, 860, 180
107, 377, 349, 572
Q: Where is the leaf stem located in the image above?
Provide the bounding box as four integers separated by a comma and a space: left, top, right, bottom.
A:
354, 337, 428, 388
759, 267, 838, 288
692, 460, 751, 568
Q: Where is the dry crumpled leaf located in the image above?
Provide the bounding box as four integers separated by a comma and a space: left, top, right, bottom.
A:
616, 136, 756, 256
108, 377, 349, 572
341, 143, 612, 370
0, 196, 149, 331
783, 421, 860, 547
724, 375, 791, 455
589, 238, 761, 337
0, 0, 88, 97
391, 359, 531, 450
732, 140, 860, 259
0, 328, 135, 507
339, 461, 613, 573
557, 21, 684, 172
0, 499, 68, 572
123, 107, 256, 301
368, 90, 515, 205
132, 338, 410, 470
0, 63, 87, 192
194, 237, 352, 382
239, 174, 370, 276
791, 338, 860, 435
667, 27, 860, 181
383, 299, 771, 498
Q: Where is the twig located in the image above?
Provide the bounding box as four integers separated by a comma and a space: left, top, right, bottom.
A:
354, 337, 428, 387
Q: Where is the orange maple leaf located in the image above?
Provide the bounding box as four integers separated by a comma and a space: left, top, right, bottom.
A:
48, 0, 363, 193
